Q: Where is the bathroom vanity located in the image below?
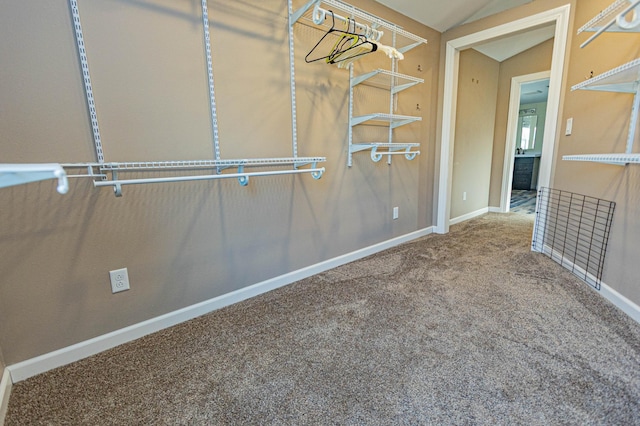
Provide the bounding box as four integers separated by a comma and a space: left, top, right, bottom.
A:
513, 153, 541, 190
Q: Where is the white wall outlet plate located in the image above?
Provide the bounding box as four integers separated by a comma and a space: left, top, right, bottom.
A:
393, 206, 399, 220
109, 268, 130, 293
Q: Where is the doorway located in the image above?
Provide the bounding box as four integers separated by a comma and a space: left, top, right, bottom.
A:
436, 4, 571, 235
502, 72, 551, 215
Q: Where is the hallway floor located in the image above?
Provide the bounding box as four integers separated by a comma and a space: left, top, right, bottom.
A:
510, 190, 537, 215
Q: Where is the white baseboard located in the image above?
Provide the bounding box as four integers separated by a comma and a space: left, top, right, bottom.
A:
598, 281, 640, 324
8, 226, 434, 383
450, 207, 489, 225
488, 207, 502, 213
0, 369, 11, 426
540, 244, 640, 324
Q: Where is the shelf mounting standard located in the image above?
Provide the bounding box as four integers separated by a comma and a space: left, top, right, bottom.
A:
563, 59, 640, 165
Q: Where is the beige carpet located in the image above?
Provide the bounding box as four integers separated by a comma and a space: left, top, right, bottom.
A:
6, 213, 640, 425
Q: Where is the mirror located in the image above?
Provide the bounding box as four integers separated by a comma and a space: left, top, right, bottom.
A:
517, 113, 537, 151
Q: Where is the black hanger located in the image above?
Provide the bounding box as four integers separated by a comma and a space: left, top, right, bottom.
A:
327, 19, 378, 65
305, 12, 376, 64
305, 11, 339, 63
326, 17, 358, 62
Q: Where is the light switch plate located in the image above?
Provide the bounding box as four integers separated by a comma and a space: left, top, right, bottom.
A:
565, 117, 573, 136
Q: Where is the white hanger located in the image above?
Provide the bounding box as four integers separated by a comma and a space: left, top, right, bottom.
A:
372, 41, 404, 60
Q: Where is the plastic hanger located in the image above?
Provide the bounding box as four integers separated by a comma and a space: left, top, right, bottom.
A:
305, 13, 376, 64
326, 18, 359, 63
371, 41, 404, 60
326, 18, 377, 64
305, 11, 344, 63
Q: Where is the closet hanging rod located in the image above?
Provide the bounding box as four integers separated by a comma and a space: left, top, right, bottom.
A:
580, 0, 640, 48
292, 0, 427, 47
94, 167, 325, 196
578, 0, 640, 33
293, 0, 390, 30
309, 3, 383, 41
370, 150, 420, 162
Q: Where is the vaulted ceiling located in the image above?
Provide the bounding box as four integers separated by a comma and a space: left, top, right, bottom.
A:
374, 0, 554, 62
374, 0, 535, 32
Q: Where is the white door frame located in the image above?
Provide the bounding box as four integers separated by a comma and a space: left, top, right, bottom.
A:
436, 4, 571, 234
500, 71, 551, 212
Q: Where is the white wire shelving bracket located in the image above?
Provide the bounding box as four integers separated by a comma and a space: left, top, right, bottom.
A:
12, 0, 327, 198
351, 69, 424, 94
349, 143, 420, 162
94, 158, 324, 171
571, 58, 640, 93
564, 59, 640, 166
201, 0, 221, 164
350, 113, 421, 128
61, 158, 325, 197
578, 0, 640, 48
568, 3, 640, 166
289, 0, 427, 168
69, 0, 104, 164
290, 0, 427, 54
347, 63, 424, 167
562, 153, 640, 165
0, 164, 69, 194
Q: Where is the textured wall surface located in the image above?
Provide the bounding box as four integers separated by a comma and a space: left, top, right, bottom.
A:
451, 49, 499, 219
0, 0, 440, 364
553, 0, 640, 306
444, 0, 640, 306
3, 0, 638, 371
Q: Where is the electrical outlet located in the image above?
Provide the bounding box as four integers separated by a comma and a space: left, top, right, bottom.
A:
463, 192, 467, 201
109, 268, 130, 293
393, 206, 399, 220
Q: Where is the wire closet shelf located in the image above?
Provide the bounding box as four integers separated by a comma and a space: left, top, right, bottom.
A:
563, 1, 640, 166
289, 0, 427, 166
0, 0, 328, 197
578, 0, 640, 48
291, 0, 427, 53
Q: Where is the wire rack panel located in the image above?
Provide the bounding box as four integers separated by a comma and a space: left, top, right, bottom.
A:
532, 187, 616, 290
92, 158, 326, 171
292, 0, 427, 53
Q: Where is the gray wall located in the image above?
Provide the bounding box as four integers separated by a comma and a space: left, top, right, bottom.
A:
446, 0, 640, 307
451, 49, 500, 219
554, 0, 640, 306
0, 0, 440, 364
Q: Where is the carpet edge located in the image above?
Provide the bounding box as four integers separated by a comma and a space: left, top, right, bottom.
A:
541, 244, 640, 323
0, 368, 11, 425
6, 226, 435, 383
450, 207, 490, 225
599, 281, 640, 324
